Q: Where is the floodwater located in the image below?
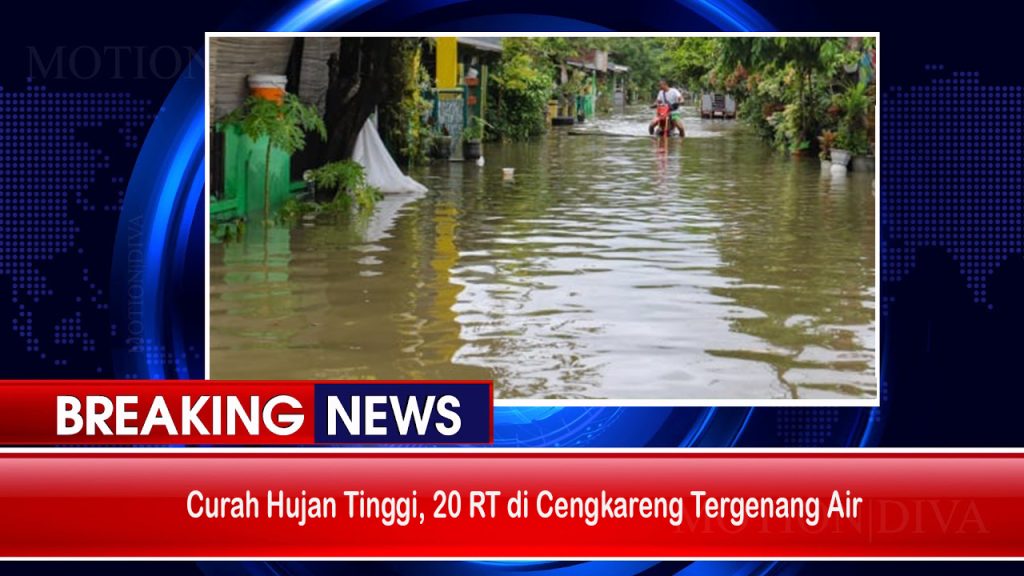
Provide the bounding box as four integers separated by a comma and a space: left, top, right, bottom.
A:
210, 106, 876, 400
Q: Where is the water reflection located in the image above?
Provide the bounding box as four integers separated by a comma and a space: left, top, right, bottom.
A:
211, 106, 876, 400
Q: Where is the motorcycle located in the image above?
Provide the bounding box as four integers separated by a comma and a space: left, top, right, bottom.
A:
649, 102, 679, 139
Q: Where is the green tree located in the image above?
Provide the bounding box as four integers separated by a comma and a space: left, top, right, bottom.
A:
664, 37, 715, 91
378, 39, 432, 166
608, 37, 670, 102
492, 51, 552, 141
717, 37, 834, 153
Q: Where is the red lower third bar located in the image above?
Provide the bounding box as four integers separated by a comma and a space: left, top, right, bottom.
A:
0, 451, 1019, 558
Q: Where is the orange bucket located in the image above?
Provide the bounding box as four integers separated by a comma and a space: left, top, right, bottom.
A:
247, 74, 288, 104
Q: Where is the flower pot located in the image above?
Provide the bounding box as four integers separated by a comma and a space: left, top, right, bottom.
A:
462, 139, 482, 160
829, 148, 852, 167
851, 155, 875, 173
247, 74, 287, 103
432, 136, 452, 159
821, 159, 832, 172
843, 62, 859, 74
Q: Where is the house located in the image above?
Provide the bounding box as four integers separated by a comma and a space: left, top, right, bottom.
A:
563, 49, 629, 119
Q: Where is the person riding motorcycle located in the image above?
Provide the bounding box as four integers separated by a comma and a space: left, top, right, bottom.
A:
648, 79, 685, 138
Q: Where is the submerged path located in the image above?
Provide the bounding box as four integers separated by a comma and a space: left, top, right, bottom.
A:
211, 107, 876, 400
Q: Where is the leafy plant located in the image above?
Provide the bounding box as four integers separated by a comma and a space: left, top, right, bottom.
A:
462, 116, 487, 142
834, 82, 872, 155
210, 218, 245, 243
306, 160, 382, 211
278, 197, 320, 222
218, 93, 326, 223
839, 51, 861, 71
771, 103, 811, 154
835, 126, 869, 156
492, 51, 552, 141
664, 37, 715, 92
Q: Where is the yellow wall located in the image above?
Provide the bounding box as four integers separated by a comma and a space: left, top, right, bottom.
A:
436, 37, 458, 89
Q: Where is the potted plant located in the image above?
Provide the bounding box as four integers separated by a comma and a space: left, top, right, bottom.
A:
840, 50, 861, 74
431, 126, 452, 160
830, 83, 870, 169
461, 116, 485, 161
219, 93, 326, 223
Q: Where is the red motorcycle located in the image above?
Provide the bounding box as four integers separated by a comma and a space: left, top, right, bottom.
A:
649, 102, 677, 139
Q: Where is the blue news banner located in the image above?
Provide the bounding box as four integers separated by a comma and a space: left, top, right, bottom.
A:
313, 383, 493, 444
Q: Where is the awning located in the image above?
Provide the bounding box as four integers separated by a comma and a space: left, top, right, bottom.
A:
457, 37, 504, 53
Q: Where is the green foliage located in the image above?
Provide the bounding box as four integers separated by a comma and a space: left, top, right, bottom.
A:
306, 161, 382, 211
278, 197, 320, 222
710, 37, 874, 157
607, 37, 671, 101
218, 92, 326, 222
772, 103, 811, 154
462, 115, 487, 141
379, 40, 432, 166
492, 51, 552, 141
664, 37, 715, 91
219, 93, 326, 155
481, 36, 875, 156
308, 160, 365, 195
819, 38, 862, 78
279, 162, 381, 224
834, 82, 872, 155
553, 68, 588, 103
596, 77, 614, 113
210, 218, 245, 243
494, 37, 631, 139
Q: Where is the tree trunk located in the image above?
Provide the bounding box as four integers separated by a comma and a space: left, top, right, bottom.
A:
292, 38, 413, 199
327, 38, 402, 161
285, 38, 307, 183
285, 37, 305, 95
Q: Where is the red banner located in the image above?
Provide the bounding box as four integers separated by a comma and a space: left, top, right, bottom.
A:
0, 451, 1019, 558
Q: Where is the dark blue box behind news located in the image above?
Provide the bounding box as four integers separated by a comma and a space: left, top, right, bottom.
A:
313, 382, 492, 444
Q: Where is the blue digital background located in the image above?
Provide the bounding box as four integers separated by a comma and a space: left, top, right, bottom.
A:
1, 0, 1022, 573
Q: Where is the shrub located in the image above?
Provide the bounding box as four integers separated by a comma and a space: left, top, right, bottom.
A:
492, 53, 551, 141
306, 161, 382, 211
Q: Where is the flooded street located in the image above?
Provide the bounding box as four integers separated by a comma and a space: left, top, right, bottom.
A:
210, 107, 876, 400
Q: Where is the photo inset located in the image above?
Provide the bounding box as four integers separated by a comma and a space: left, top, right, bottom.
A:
208, 35, 877, 402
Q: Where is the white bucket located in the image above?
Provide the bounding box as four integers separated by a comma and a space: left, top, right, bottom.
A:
247, 74, 288, 103
247, 74, 288, 90
502, 168, 515, 179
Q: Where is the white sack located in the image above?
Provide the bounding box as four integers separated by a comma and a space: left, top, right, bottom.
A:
351, 119, 428, 194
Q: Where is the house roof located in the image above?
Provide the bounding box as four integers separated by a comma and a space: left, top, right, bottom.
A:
566, 59, 630, 73
457, 37, 504, 53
